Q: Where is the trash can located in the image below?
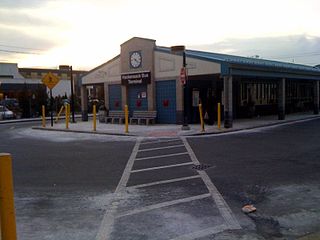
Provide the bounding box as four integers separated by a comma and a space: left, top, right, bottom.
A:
98, 106, 108, 123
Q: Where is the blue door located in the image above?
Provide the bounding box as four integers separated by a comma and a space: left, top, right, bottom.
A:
128, 85, 148, 115
109, 84, 122, 110
156, 80, 176, 123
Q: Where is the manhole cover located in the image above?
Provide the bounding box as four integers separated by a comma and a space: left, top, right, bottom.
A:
191, 164, 212, 171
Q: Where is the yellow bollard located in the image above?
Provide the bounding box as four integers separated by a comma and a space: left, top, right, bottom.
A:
55, 105, 65, 123
42, 105, 46, 127
93, 104, 96, 131
125, 105, 129, 133
67, 104, 71, 123
65, 104, 69, 129
198, 104, 205, 132
0, 153, 17, 240
218, 102, 221, 130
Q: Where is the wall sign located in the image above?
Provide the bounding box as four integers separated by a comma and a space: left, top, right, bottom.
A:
121, 71, 151, 85
141, 92, 147, 98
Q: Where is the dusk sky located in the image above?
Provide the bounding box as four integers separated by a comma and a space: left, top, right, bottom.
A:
0, 0, 319, 70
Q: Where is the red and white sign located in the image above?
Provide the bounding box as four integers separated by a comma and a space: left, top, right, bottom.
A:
180, 67, 187, 85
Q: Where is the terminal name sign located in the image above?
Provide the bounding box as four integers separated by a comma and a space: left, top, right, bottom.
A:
121, 71, 151, 85
42, 72, 60, 89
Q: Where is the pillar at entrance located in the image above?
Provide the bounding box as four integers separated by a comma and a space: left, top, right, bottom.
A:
224, 75, 233, 128
278, 78, 286, 120
81, 86, 88, 121
314, 80, 319, 114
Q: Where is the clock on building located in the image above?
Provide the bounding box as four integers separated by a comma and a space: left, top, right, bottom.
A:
130, 51, 142, 68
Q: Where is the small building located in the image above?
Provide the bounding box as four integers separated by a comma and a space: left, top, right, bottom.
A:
81, 37, 320, 127
19, 65, 87, 98
0, 63, 87, 117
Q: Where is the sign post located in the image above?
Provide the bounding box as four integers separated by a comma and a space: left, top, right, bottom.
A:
171, 45, 190, 130
42, 72, 60, 127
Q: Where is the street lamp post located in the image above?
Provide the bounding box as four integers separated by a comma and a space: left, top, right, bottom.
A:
171, 45, 190, 130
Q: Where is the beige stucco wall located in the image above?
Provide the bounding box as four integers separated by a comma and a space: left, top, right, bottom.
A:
154, 51, 221, 79
120, 37, 156, 110
82, 57, 121, 85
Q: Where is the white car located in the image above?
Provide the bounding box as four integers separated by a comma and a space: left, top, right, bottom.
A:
0, 105, 15, 119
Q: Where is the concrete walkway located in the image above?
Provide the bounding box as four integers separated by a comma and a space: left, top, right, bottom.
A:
32, 111, 320, 137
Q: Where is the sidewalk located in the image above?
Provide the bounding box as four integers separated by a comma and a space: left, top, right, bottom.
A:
32, 111, 320, 137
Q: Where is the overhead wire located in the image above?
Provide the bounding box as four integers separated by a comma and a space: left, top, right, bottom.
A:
0, 49, 40, 55
0, 44, 45, 51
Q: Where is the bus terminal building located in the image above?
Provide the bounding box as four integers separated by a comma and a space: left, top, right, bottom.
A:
81, 37, 320, 128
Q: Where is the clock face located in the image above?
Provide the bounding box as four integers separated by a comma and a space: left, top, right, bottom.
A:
130, 51, 142, 68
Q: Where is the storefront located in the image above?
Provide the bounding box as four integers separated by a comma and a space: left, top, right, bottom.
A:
81, 37, 320, 128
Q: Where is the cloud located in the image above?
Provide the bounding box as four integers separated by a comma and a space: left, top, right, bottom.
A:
0, 9, 58, 28
189, 34, 320, 66
0, 27, 57, 64
0, 0, 45, 8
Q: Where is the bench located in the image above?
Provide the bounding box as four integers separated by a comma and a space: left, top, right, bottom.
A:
105, 110, 125, 124
130, 111, 157, 125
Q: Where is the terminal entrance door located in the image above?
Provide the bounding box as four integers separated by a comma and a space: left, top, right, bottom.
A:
128, 85, 148, 115
156, 80, 176, 123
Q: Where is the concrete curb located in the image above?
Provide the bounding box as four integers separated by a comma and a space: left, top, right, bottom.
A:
31, 126, 137, 137
0, 115, 87, 125
190, 115, 320, 136
30, 115, 320, 137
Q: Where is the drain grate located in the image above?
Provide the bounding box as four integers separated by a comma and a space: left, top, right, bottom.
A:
191, 164, 212, 171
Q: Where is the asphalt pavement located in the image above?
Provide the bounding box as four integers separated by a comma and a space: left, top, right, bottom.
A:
1, 118, 320, 239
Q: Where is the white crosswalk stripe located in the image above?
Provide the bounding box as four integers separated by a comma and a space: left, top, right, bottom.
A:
96, 136, 240, 240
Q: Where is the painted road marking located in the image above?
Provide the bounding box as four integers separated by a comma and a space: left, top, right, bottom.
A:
131, 162, 194, 173
127, 175, 201, 189
95, 138, 142, 240
138, 144, 185, 152
140, 138, 181, 145
116, 193, 211, 218
170, 224, 230, 240
181, 137, 241, 230
135, 152, 188, 161
97, 136, 241, 240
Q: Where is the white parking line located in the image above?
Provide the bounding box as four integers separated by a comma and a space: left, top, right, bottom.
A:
131, 162, 193, 173
138, 144, 185, 152
181, 137, 241, 230
135, 152, 188, 161
127, 175, 201, 189
116, 193, 211, 218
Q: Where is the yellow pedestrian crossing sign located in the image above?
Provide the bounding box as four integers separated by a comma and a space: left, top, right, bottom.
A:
42, 72, 60, 89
